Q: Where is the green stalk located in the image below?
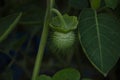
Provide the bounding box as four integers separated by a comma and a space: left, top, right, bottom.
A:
51, 8, 67, 27
0, 12, 22, 43
31, 0, 54, 80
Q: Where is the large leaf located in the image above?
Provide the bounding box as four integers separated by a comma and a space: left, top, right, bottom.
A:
0, 13, 22, 42
78, 8, 120, 76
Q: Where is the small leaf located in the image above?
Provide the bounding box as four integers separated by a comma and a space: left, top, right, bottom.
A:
0, 13, 22, 42
90, 0, 101, 9
78, 9, 120, 76
82, 78, 93, 80
105, 0, 118, 9
37, 75, 52, 80
53, 68, 80, 80
50, 14, 78, 33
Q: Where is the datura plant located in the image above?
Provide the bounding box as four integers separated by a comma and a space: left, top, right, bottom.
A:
0, 0, 120, 80
31, 0, 120, 80
31, 0, 79, 79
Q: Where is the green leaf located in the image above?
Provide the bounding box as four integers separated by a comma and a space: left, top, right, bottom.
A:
36, 75, 52, 80
0, 13, 22, 42
53, 68, 80, 80
69, 0, 89, 9
82, 78, 93, 80
50, 14, 78, 33
78, 9, 120, 76
105, 0, 118, 9
90, 0, 101, 9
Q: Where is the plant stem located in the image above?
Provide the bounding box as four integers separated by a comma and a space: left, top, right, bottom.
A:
0, 12, 22, 43
31, 0, 54, 80
51, 8, 66, 27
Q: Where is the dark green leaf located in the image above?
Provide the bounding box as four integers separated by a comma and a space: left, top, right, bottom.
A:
37, 75, 52, 80
105, 0, 118, 9
82, 78, 93, 80
78, 9, 120, 76
53, 68, 80, 80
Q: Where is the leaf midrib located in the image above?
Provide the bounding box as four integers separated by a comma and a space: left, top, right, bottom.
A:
94, 11, 103, 69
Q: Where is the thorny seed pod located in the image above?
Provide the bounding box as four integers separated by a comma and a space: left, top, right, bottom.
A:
49, 31, 76, 54
49, 14, 78, 54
